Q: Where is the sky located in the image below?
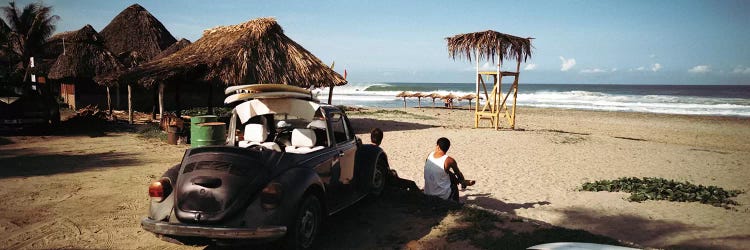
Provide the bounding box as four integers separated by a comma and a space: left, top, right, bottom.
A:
14, 0, 750, 84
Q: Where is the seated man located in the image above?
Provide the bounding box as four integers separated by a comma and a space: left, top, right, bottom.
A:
423, 137, 475, 202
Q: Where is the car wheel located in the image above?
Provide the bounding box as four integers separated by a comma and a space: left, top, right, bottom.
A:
286, 194, 322, 249
370, 157, 387, 196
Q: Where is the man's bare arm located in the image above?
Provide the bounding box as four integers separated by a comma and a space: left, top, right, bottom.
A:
444, 157, 465, 181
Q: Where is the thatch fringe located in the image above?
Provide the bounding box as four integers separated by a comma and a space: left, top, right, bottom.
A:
446, 30, 533, 63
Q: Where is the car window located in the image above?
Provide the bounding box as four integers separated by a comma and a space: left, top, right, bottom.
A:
330, 113, 350, 144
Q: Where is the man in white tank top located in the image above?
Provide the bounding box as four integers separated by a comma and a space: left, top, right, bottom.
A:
423, 137, 474, 201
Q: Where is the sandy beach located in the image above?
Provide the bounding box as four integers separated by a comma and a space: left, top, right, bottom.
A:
350, 106, 750, 249
1, 106, 748, 249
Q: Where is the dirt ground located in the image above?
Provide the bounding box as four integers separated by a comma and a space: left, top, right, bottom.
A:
0, 132, 620, 250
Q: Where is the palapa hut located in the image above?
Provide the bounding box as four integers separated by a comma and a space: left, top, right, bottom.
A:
120, 17, 347, 114
441, 93, 457, 109
47, 25, 124, 110
409, 92, 427, 108
152, 38, 191, 61
447, 30, 532, 129
99, 4, 177, 122
395, 91, 411, 108
459, 93, 481, 107
427, 93, 443, 107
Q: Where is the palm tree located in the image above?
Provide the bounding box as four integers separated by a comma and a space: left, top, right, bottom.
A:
1, 1, 58, 81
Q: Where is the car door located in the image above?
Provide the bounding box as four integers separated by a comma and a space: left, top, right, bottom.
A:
328, 112, 356, 185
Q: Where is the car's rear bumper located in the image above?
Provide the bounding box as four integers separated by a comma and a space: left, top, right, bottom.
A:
141, 218, 286, 240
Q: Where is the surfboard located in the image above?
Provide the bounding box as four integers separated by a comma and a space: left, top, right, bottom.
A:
527, 242, 639, 250
223, 91, 318, 104
224, 84, 312, 95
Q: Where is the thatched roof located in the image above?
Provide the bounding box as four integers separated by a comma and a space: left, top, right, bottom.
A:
396, 91, 412, 98
100, 4, 176, 62
428, 93, 443, 99
120, 17, 347, 88
459, 93, 481, 100
408, 92, 427, 98
442, 93, 457, 100
47, 25, 124, 84
152, 38, 190, 60
446, 30, 533, 63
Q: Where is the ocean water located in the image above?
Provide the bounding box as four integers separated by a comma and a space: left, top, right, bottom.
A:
313, 82, 750, 117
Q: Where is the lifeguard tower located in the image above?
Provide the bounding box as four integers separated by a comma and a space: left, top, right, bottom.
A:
446, 30, 533, 130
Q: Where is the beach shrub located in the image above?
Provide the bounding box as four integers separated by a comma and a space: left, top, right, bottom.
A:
580, 177, 743, 208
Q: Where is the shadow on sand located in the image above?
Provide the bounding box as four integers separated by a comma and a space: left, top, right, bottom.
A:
349, 117, 436, 133
0, 149, 142, 178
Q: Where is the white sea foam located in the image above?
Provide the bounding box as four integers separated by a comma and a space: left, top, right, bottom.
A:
313, 84, 750, 117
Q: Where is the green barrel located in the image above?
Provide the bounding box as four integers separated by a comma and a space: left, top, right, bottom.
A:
191, 121, 226, 148
190, 115, 217, 146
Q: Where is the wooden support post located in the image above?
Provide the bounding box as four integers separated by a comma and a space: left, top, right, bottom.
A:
175, 82, 181, 117
328, 85, 334, 104
207, 83, 213, 115
128, 84, 133, 124
116, 83, 121, 110
158, 83, 165, 119
106, 86, 112, 116
512, 56, 522, 129
151, 87, 158, 120
474, 48, 479, 128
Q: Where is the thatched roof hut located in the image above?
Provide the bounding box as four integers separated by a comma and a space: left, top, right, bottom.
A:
47, 25, 124, 84
120, 17, 347, 88
100, 4, 176, 63
446, 30, 533, 63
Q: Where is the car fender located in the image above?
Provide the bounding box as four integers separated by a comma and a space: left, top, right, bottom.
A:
354, 144, 389, 191
242, 166, 326, 228
149, 164, 181, 221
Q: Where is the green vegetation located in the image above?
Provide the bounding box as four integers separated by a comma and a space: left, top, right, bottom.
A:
135, 123, 166, 141
350, 109, 434, 120
446, 208, 625, 249
580, 177, 743, 208
179, 107, 233, 118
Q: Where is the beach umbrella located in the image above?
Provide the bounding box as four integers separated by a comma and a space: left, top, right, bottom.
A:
396, 91, 411, 108
442, 93, 457, 109
428, 93, 443, 107
409, 92, 428, 108
459, 93, 480, 106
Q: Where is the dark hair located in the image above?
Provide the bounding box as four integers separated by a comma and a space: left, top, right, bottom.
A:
370, 128, 383, 145
437, 137, 450, 152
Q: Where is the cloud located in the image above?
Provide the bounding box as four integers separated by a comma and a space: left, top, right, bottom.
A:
524, 63, 537, 70
611, 68, 618, 72
649, 54, 656, 58
580, 68, 607, 73
651, 63, 662, 72
732, 66, 750, 74
559, 56, 576, 71
631, 66, 646, 71
688, 65, 711, 73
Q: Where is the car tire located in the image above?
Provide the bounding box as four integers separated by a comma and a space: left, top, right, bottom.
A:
370, 156, 387, 196
285, 194, 322, 250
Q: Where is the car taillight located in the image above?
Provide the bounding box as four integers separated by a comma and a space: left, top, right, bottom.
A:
260, 182, 283, 209
148, 178, 172, 202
